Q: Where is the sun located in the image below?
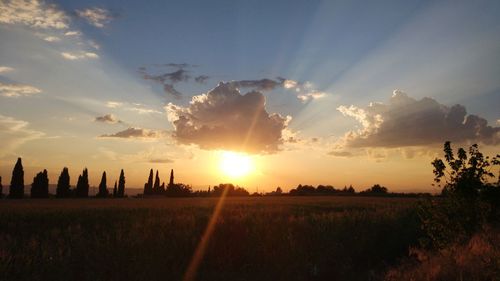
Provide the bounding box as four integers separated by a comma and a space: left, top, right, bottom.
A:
219, 151, 254, 178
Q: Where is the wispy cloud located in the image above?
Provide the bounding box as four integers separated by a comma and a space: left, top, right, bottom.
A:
0, 82, 41, 97
0, 114, 44, 156
64, 30, 80, 36
0, 0, 69, 29
61, 52, 99, 60
0, 66, 14, 74
75, 7, 113, 28
94, 114, 122, 124
99, 127, 165, 140
43, 35, 60, 42
106, 101, 123, 108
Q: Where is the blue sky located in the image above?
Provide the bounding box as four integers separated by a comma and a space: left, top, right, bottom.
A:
0, 0, 499, 191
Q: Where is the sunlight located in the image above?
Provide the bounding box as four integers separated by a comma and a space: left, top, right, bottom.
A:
218, 151, 253, 178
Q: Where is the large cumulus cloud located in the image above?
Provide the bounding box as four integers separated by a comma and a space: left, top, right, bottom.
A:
166, 82, 289, 153
337, 90, 499, 147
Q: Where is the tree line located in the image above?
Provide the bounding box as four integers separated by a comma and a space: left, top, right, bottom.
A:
1, 158, 126, 199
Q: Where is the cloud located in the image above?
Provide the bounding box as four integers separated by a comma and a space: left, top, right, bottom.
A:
229, 78, 284, 91
64, 30, 80, 36
162, 84, 182, 99
337, 90, 500, 148
0, 82, 41, 97
328, 151, 353, 157
75, 7, 112, 28
229, 78, 326, 102
139, 66, 192, 97
195, 75, 209, 83
0, 0, 69, 29
0, 66, 14, 73
94, 114, 122, 124
297, 91, 326, 102
106, 101, 123, 108
61, 52, 98, 60
142, 69, 190, 84
99, 127, 164, 140
166, 82, 289, 154
149, 158, 174, 164
42, 35, 60, 42
0, 114, 44, 156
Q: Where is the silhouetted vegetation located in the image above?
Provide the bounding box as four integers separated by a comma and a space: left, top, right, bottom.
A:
211, 183, 249, 196
75, 168, 89, 198
360, 184, 388, 195
9, 157, 24, 199
96, 171, 109, 198
143, 169, 153, 195
31, 169, 49, 198
117, 169, 126, 197
56, 167, 71, 198
0, 176, 3, 198
419, 141, 500, 249
0, 197, 421, 281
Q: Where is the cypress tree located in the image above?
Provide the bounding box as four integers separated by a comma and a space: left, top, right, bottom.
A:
96, 171, 108, 198
144, 169, 153, 195
56, 167, 71, 198
169, 169, 174, 187
113, 181, 117, 197
9, 157, 24, 198
75, 168, 89, 198
153, 170, 160, 194
31, 169, 49, 198
118, 169, 125, 197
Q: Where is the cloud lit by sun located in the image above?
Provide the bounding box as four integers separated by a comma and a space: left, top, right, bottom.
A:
218, 151, 254, 179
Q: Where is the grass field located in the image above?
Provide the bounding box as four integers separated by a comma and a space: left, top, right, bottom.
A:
0, 197, 422, 281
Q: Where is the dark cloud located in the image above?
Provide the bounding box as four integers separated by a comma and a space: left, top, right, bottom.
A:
142, 69, 190, 84
328, 151, 353, 157
229, 78, 283, 91
149, 158, 174, 164
163, 84, 182, 99
94, 114, 122, 124
139, 65, 193, 97
338, 90, 500, 148
99, 127, 163, 139
166, 82, 290, 154
195, 75, 210, 84
159, 63, 195, 68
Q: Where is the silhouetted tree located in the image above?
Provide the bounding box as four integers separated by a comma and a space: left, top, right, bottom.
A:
9, 157, 24, 198
211, 183, 249, 197
117, 169, 125, 197
420, 142, 500, 248
56, 167, 71, 198
169, 169, 174, 187
96, 171, 108, 198
153, 170, 160, 194
361, 184, 388, 195
31, 169, 49, 198
0, 176, 3, 198
276, 187, 282, 194
113, 181, 117, 197
75, 168, 89, 198
143, 169, 153, 195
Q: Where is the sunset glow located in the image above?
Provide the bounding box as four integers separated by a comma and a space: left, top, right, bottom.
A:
218, 151, 253, 179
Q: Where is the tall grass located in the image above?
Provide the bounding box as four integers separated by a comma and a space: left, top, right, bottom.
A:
0, 197, 421, 281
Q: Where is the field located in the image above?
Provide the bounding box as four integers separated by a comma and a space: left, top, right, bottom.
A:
0, 197, 422, 281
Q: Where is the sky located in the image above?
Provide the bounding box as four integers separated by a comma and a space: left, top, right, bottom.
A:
0, 0, 499, 193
